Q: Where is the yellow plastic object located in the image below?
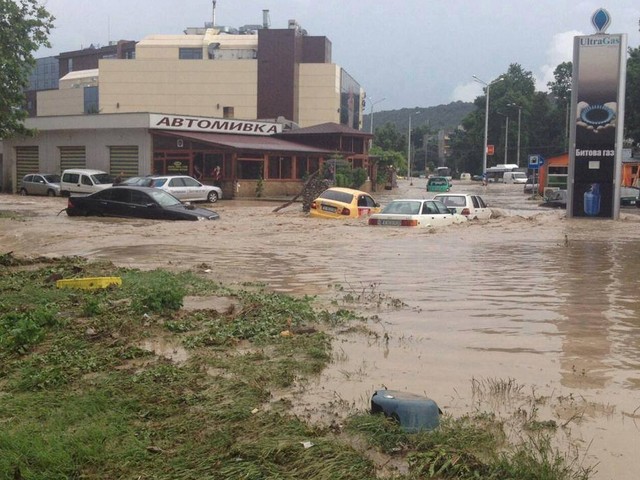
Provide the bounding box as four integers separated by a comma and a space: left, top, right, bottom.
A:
56, 276, 122, 290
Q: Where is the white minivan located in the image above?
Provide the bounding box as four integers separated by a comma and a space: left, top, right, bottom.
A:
60, 169, 113, 196
503, 171, 528, 184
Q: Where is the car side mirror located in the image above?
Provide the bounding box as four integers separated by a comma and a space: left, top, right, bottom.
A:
146, 203, 158, 208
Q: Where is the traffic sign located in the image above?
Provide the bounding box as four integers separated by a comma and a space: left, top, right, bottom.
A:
487, 145, 495, 155
528, 154, 544, 169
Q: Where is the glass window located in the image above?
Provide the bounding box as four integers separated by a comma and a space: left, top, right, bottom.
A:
237, 160, 264, 180
183, 177, 200, 187
81, 175, 93, 186
109, 189, 131, 202
130, 190, 150, 205
319, 189, 353, 204
268, 156, 293, 179
169, 178, 186, 187
179, 48, 203, 59
471, 196, 480, 208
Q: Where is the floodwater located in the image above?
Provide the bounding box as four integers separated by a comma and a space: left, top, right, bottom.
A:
1, 181, 640, 479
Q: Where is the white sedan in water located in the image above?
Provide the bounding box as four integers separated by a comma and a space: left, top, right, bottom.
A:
148, 175, 222, 203
368, 199, 467, 228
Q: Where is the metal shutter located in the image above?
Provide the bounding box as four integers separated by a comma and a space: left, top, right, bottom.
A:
60, 146, 86, 171
16, 146, 39, 180
109, 146, 139, 176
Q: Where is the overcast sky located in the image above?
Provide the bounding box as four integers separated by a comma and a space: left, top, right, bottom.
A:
37, 0, 640, 111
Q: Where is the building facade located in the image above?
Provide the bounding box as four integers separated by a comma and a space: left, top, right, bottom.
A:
3, 18, 370, 196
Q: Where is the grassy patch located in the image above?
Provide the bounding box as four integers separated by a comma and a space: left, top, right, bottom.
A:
0, 257, 594, 479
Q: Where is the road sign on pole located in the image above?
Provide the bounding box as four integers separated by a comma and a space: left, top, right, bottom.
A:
487, 145, 495, 155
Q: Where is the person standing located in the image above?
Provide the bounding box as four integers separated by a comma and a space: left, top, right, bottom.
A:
212, 166, 222, 187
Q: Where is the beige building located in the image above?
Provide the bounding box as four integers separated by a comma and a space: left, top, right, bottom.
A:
36, 24, 364, 130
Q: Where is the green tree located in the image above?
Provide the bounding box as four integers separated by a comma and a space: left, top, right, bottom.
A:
547, 61, 573, 103
625, 46, 640, 146
373, 122, 405, 152
0, 0, 54, 138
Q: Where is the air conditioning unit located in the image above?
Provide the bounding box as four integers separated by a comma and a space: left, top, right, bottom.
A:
544, 187, 559, 200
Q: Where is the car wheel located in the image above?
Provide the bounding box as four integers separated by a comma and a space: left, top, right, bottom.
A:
47, 189, 56, 197
207, 191, 219, 203
19, 188, 28, 196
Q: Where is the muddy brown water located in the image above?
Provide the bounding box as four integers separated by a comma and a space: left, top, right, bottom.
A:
1, 181, 640, 479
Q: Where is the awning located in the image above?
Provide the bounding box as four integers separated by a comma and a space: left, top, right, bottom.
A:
152, 130, 333, 155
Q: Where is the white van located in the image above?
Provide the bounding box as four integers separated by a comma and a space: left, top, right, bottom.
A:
503, 171, 528, 184
60, 169, 113, 196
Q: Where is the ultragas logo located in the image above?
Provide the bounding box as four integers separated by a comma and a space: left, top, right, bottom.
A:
579, 35, 621, 47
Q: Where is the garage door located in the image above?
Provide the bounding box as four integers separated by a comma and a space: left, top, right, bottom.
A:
16, 146, 39, 181
60, 146, 86, 171
109, 146, 139, 176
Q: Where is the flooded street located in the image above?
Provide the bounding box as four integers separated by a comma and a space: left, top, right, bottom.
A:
2, 180, 640, 479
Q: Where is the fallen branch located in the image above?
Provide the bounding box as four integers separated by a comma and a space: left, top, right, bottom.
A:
272, 170, 320, 212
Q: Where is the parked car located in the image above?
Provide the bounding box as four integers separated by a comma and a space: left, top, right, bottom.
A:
432, 193, 492, 220
60, 169, 113, 197
65, 186, 220, 220
148, 175, 222, 203
310, 187, 380, 219
19, 173, 61, 196
503, 171, 528, 184
426, 176, 450, 192
620, 186, 639, 206
368, 199, 467, 228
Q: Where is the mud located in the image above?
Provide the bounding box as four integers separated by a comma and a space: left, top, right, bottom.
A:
2, 181, 640, 479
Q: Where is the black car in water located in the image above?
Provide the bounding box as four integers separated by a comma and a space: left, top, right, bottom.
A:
65, 186, 220, 221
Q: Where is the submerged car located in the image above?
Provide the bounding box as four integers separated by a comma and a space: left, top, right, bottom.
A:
19, 173, 61, 196
426, 176, 450, 192
368, 199, 466, 228
310, 187, 380, 219
539, 189, 567, 209
432, 193, 492, 220
148, 175, 222, 203
65, 186, 220, 220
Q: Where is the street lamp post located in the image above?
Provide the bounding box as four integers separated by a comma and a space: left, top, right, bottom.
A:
497, 111, 509, 164
407, 110, 421, 185
507, 103, 522, 167
473, 75, 503, 176
369, 97, 386, 134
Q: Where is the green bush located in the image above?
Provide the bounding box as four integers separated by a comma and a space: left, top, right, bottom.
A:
130, 271, 185, 313
0, 307, 57, 354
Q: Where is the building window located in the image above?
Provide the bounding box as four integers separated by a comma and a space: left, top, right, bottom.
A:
238, 159, 264, 180
179, 48, 203, 59
268, 156, 293, 179
84, 86, 99, 114
67, 58, 73, 72
223, 106, 234, 118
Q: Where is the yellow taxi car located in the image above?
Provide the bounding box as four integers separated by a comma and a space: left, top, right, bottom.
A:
310, 187, 381, 219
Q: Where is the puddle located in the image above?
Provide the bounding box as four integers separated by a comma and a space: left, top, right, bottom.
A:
140, 338, 189, 364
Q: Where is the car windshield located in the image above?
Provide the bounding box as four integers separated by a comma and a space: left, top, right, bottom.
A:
91, 173, 114, 185
147, 189, 183, 207
435, 196, 465, 207
319, 189, 354, 204
43, 174, 60, 183
429, 178, 447, 185
121, 177, 150, 186
381, 201, 422, 215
